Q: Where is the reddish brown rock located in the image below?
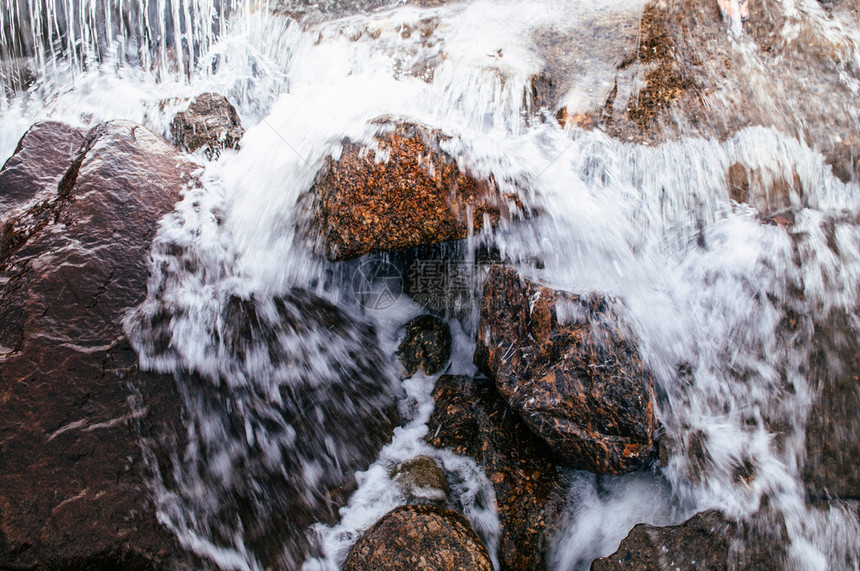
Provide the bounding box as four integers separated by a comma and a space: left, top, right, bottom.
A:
0, 121, 86, 213
306, 122, 522, 261
0, 120, 197, 569
427, 374, 564, 570
475, 265, 657, 475
170, 92, 243, 158
343, 505, 493, 571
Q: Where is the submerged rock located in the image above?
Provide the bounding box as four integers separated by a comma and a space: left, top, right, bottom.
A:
392, 455, 450, 505
591, 511, 732, 570
343, 505, 493, 571
304, 121, 523, 261
396, 314, 452, 376
0, 121, 197, 568
130, 288, 402, 568
170, 92, 243, 158
475, 265, 657, 474
427, 374, 564, 570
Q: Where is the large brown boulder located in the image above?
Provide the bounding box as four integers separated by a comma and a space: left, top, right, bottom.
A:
0, 121, 86, 213
342, 504, 493, 571
427, 374, 565, 570
475, 265, 657, 474
305, 121, 522, 261
170, 92, 243, 159
0, 121, 197, 568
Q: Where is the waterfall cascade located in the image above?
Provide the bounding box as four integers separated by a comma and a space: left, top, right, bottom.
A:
1, 0, 859, 569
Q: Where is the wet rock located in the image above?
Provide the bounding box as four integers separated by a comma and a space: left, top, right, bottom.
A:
804, 310, 860, 500
0, 121, 86, 213
427, 374, 564, 570
475, 265, 658, 474
392, 455, 450, 505
305, 121, 523, 261
130, 288, 402, 568
396, 314, 452, 376
591, 511, 732, 570
343, 504, 493, 571
591, 510, 785, 570
0, 120, 198, 568
170, 92, 243, 158
728, 162, 749, 203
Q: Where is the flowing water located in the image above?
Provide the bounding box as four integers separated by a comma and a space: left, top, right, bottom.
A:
2, 0, 860, 569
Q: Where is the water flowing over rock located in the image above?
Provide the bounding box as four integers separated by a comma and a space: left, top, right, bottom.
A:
427, 374, 565, 570
396, 313, 452, 376
0, 120, 197, 568
342, 504, 493, 571
127, 285, 402, 566
170, 93, 244, 159
305, 121, 523, 261
475, 265, 657, 474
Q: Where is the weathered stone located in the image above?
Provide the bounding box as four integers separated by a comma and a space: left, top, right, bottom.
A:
0, 120, 198, 568
476, 265, 657, 474
392, 455, 450, 505
427, 374, 564, 570
591, 510, 785, 570
396, 314, 452, 376
306, 121, 522, 261
0, 121, 86, 213
343, 505, 493, 571
170, 92, 243, 158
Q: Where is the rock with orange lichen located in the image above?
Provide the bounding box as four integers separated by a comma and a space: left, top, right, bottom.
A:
427, 374, 564, 570
342, 505, 493, 571
475, 265, 658, 475
306, 121, 522, 261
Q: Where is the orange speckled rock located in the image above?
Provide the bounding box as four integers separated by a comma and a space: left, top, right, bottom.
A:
475, 265, 657, 475
343, 505, 493, 571
427, 375, 564, 570
308, 122, 520, 261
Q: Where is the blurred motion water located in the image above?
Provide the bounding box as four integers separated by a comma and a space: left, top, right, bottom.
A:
2, 0, 859, 569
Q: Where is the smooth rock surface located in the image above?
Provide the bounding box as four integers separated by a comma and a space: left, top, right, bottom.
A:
342, 504, 493, 571
475, 265, 657, 474
427, 374, 564, 570
0, 120, 197, 569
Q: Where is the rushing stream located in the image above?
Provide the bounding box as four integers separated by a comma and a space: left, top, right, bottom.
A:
2, 0, 859, 569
